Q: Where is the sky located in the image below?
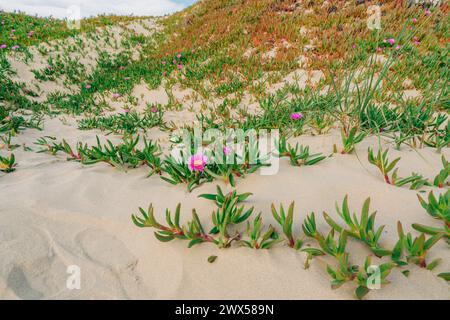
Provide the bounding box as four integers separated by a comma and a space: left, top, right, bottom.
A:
0, 0, 197, 18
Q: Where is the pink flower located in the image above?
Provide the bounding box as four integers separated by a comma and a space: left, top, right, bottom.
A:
177, 64, 183, 70
123, 108, 130, 113
188, 154, 207, 172
0, 44, 7, 49
376, 47, 382, 53
11, 45, 19, 50
223, 146, 232, 156
395, 45, 401, 50
386, 38, 395, 46
85, 84, 91, 89
150, 107, 158, 113
414, 40, 421, 46
425, 10, 431, 16
411, 18, 417, 23
177, 53, 182, 59
162, 61, 167, 65
290, 112, 303, 120
112, 93, 121, 99
173, 59, 177, 64
352, 44, 356, 49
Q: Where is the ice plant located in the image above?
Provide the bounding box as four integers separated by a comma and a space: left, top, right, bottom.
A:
131, 203, 217, 247
209, 190, 254, 248
413, 190, 449, 240
239, 213, 281, 249
368, 147, 429, 189
433, 156, 449, 188
277, 136, 325, 166
199, 185, 252, 208
323, 196, 391, 257
290, 112, 302, 120
354, 256, 395, 300
338, 127, 365, 154
0, 153, 16, 172
393, 222, 443, 269
188, 154, 207, 172
271, 202, 303, 249
386, 38, 395, 46
223, 146, 231, 156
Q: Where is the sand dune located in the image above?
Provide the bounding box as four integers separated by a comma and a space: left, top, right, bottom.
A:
0, 116, 448, 299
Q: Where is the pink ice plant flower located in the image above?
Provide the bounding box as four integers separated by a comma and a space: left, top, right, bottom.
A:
425, 10, 431, 16
0, 44, 7, 49
177, 53, 182, 59
386, 38, 395, 46
188, 154, 207, 172
395, 45, 401, 50
411, 18, 417, 23
11, 45, 20, 50
290, 112, 303, 120
150, 107, 158, 113
112, 93, 121, 99
223, 146, 232, 156
85, 84, 91, 89
177, 64, 183, 70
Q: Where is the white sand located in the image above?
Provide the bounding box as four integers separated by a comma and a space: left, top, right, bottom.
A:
0, 118, 449, 299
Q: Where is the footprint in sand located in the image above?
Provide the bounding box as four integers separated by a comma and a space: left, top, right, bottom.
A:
0, 225, 58, 299
75, 228, 149, 298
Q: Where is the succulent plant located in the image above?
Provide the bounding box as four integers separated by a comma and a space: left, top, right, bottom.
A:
131, 203, 217, 247
210, 192, 254, 248
0, 153, 16, 172
238, 213, 281, 249
368, 147, 429, 189
323, 196, 391, 257
277, 136, 326, 166
433, 156, 449, 188
339, 126, 365, 154
0, 132, 20, 150
271, 202, 303, 249
413, 190, 449, 240
199, 185, 252, 207
354, 256, 396, 300
393, 222, 443, 269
